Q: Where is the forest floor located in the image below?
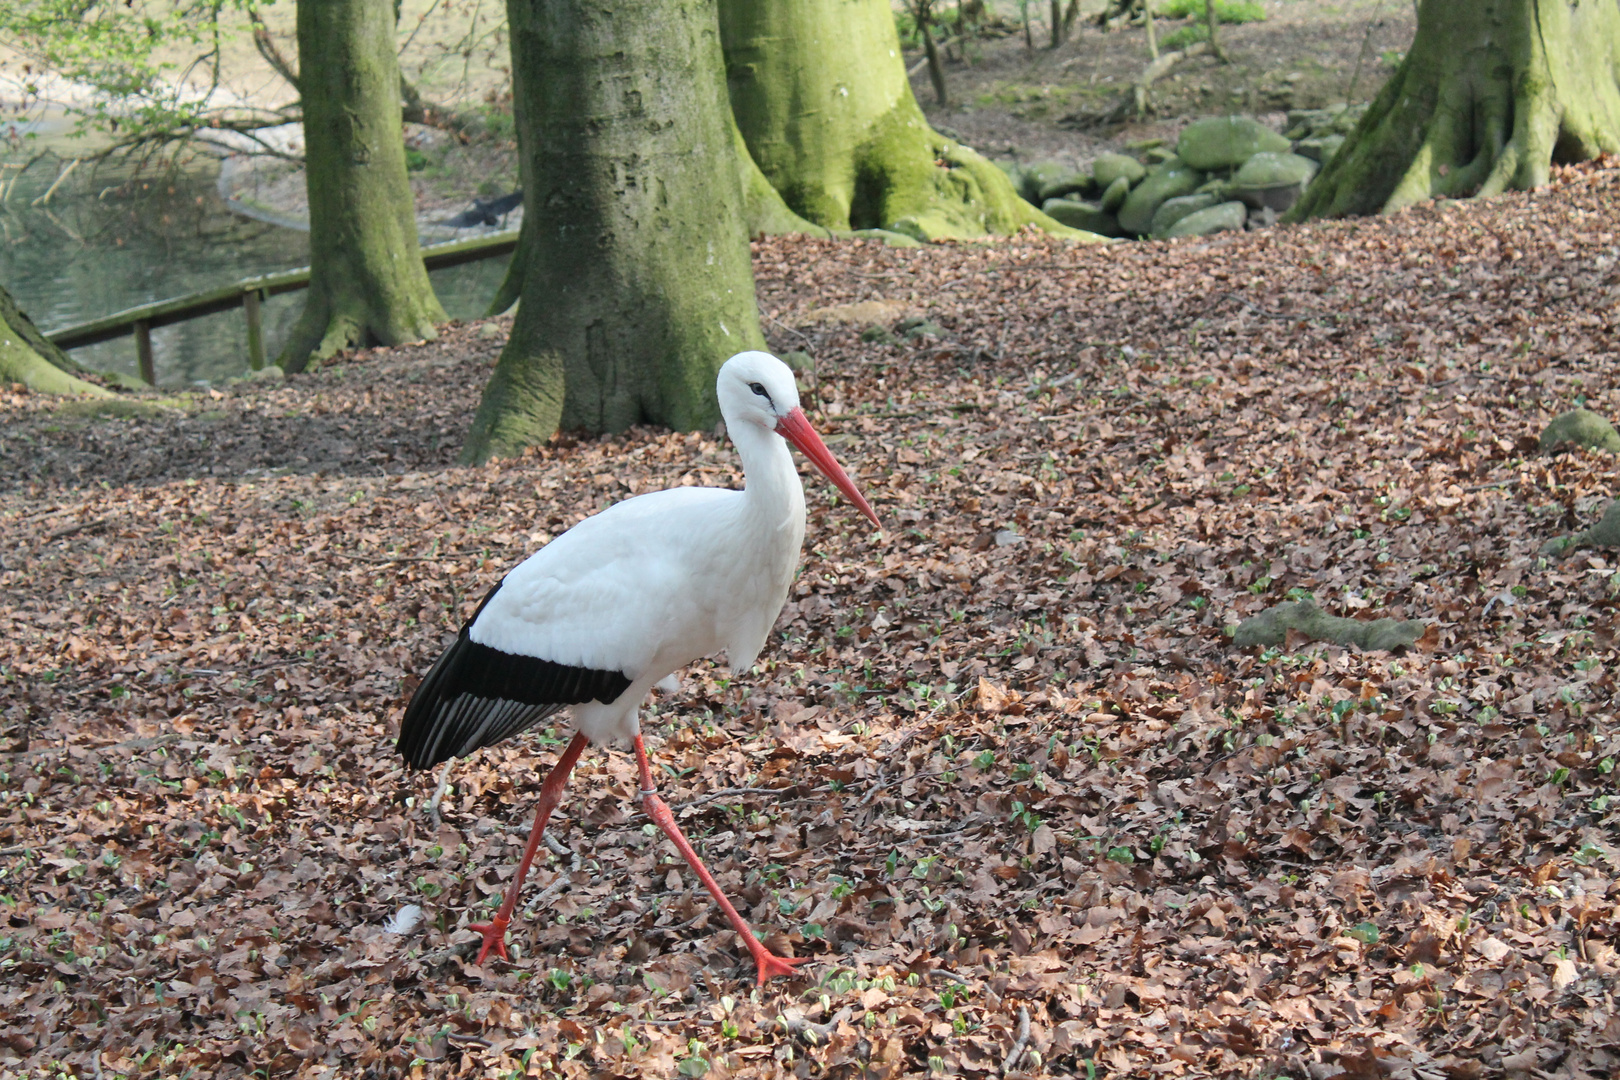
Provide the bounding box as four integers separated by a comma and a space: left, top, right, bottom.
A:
2, 162, 1619, 1079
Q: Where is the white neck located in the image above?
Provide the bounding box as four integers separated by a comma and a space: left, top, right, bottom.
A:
729, 418, 806, 527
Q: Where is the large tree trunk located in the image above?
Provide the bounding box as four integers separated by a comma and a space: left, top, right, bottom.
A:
484, 106, 823, 319
719, 0, 1086, 241
277, 0, 446, 373
0, 284, 109, 397
463, 0, 766, 463
1292, 0, 1620, 220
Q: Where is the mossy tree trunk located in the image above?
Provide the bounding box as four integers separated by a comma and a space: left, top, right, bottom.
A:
481, 9, 821, 322
277, 0, 446, 373
719, 0, 1084, 241
1292, 0, 1620, 220
462, 0, 766, 463
0, 283, 109, 397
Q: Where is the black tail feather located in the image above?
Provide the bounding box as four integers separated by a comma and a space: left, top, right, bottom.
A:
397, 600, 632, 769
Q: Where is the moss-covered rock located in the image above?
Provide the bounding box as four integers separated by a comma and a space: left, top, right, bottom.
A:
1165, 200, 1248, 238
1176, 116, 1291, 171
1150, 193, 1219, 237
1233, 597, 1427, 651
1541, 498, 1620, 556
1041, 198, 1121, 236
1295, 134, 1346, 164
1233, 151, 1318, 187
1091, 152, 1147, 190
1230, 151, 1319, 211
1117, 159, 1203, 236
1036, 170, 1093, 202
1020, 162, 1073, 204
1099, 175, 1132, 213
1540, 409, 1620, 454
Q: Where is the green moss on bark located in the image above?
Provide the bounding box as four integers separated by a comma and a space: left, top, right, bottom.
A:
720, 0, 1101, 241
1292, 0, 1620, 220
463, 0, 767, 463
0, 284, 109, 397
278, 0, 446, 373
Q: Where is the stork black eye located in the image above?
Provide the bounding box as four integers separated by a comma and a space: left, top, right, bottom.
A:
748, 382, 771, 400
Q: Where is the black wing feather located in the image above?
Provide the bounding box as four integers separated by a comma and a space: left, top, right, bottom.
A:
397, 579, 632, 769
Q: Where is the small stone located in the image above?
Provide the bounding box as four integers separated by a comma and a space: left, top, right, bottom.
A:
851, 228, 923, 247
883, 217, 932, 243
1540, 408, 1620, 454
1165, 200, 1248, 239
477, 322, 504, 340
896, 317, 947, 340
1090, 152, 1147, 190
1176, 116, 1291, 171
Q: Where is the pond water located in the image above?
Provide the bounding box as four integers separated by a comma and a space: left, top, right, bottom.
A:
0, 150, 510, 388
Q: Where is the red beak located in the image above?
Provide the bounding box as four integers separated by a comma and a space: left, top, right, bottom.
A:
775, 407, 880, 528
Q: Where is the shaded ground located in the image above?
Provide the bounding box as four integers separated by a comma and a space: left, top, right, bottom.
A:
915, 0, 1415, 167
2, 162, 1619, 1078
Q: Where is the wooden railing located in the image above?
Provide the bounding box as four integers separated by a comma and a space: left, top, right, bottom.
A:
45, 229, 520, 383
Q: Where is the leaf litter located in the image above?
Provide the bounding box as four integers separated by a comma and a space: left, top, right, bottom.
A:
1, 160, 1619, 1078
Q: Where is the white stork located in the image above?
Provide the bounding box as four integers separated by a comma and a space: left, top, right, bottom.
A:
398, 351, 879, 985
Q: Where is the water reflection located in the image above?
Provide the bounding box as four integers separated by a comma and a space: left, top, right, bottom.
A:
0, 150, 509, 387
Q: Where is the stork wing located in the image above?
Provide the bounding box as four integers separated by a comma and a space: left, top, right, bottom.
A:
396, 581, 631, 769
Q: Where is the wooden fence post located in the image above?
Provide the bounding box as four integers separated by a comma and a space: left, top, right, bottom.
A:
244, 289, 265, 371
134, 320, 155, 386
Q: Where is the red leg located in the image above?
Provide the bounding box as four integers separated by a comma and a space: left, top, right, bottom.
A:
467, 731, 590, 965
633, 734, 809, 986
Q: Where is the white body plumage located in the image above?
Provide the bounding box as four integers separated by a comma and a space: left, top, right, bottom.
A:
398, 351, 877, 766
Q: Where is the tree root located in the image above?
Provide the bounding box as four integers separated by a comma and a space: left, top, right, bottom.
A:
1292, 0, 1620, 220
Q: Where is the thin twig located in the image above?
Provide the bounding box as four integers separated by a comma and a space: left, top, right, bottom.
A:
428, 760, 455, 827
672, 785, 799, 811
329, 550, 488, 563
45, 517, 112, 541
1216, 292, 1310, 322
520, 871, 572, 918
4, 732, 182, 759
1002, 1005, 1032, 1074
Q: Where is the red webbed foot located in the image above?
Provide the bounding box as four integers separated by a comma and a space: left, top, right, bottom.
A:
751, 948, 811, 986
468, 916, 511, 965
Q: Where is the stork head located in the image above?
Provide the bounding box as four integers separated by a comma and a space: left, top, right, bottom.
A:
717, 350, 803, 433
717, 351, 880, 528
